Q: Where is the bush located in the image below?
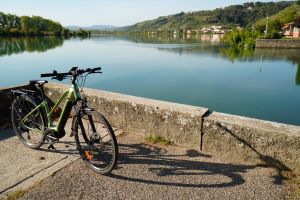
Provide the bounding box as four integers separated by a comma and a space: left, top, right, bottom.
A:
223, 29, 260, 49
265, 30, 282, 39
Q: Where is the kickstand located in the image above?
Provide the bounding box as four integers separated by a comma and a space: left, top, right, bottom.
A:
48, 144, 56, 150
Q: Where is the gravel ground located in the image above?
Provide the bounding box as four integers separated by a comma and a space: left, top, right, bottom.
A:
18, 132, 296, 200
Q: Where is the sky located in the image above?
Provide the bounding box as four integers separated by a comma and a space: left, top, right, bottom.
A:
0, 0, 285, 27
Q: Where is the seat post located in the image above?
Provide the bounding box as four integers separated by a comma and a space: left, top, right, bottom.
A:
28, 80, 48, 101
38, 84, 46, 100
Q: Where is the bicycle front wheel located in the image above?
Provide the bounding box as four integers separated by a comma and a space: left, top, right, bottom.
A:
73, 110, 118, 174
11, 96, 46, 149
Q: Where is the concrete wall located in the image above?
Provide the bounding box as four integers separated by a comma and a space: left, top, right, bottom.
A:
45, 83, 209, 148
1, 83, 300, 171
203, 112, 300, 170
256, 39, 300, 49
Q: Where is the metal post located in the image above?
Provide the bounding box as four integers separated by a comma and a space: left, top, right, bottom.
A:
265, 16, 269, 36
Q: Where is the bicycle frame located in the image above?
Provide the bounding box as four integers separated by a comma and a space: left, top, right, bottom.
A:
21, 83, 81, 134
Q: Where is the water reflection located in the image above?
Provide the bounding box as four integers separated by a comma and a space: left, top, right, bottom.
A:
1, 35, 298, 86
0, 37, 64, 57
221, 47, 256, 62
221, 48, 300, 86
296, 64, 300, 85
125, 35, 300, 86
93, 34, 223, 44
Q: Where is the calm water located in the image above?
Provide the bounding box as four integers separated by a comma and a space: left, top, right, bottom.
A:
0, 35, 300, 126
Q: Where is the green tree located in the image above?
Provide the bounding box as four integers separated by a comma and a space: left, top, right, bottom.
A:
269, 19, 282, 31
20, 16, 34, 34
223, 29, 260, 49
0, 12, 7, 30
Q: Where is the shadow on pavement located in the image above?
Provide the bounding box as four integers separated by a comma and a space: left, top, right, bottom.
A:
110, 143, 267, 188
215, 122, 291, 185
0, 129, 15, 141
0, 128, 79, 155
37, 139, 79, 156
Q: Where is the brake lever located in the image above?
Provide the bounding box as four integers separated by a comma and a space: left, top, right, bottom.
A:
52, 75, 65, 81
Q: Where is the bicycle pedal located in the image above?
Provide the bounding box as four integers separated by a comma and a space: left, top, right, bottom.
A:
48, 144, 56, 150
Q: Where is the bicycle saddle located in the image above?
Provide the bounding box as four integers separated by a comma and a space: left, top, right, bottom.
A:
28, 80, 48, 85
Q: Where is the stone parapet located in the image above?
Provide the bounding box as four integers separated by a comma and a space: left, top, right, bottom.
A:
1, 83, 299, 170
256, 39, 300, 49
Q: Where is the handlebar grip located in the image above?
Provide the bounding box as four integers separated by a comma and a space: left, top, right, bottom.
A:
41, 73, 54, 78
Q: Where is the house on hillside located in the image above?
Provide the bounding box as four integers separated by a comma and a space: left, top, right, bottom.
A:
282, 21, 300, 38
198, 25, 230, 34
200, 27, 211, 33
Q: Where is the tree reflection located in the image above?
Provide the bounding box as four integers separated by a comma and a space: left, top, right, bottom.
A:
128, 34, 300, 86
0, 37, 63, 57
97, 34, 223, 45
220, 47, 256, 63
221, 47, 300, 86
296, 64, 300, 85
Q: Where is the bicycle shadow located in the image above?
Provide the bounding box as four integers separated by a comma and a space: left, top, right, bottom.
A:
109, 142, 269, 188
214, 122, 291, 185
0, 128, 15, 141
37, 138, 79, 155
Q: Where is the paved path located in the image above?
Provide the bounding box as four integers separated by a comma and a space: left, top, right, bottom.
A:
2, 130, 295, 200
0, 128, 79, 198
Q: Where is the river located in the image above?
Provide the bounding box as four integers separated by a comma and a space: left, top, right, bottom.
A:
0, 35, 299, 126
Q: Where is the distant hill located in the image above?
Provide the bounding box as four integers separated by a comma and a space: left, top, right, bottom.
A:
65, 25, 118, 31
126, 1, 293, 32
255, 3, 300, 31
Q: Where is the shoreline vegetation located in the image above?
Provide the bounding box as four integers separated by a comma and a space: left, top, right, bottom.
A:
222, 2, 300, 49
0, 12, 91, 38
90, 1, 300, 49
1, 1, 300, 48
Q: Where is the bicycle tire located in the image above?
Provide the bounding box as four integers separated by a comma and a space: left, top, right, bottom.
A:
11, 95, 47, 149
73, 110, 118, 174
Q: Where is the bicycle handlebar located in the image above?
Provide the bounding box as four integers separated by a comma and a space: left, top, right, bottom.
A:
40, 73, 55, 78
40, 67, 102, 81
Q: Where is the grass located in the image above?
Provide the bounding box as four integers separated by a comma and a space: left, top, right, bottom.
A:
5, 189, 26, 200
145, 134, 174, 145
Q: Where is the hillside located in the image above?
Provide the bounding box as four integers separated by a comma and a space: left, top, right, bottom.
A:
126, 1, 293, 32
255, 3, 300, 31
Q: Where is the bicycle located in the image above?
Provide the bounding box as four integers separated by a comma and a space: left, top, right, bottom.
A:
10, 67, 118, 174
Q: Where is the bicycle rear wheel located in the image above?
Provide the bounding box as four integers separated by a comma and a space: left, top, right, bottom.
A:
73, 110, 118, 174
11, 96, 46, 149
